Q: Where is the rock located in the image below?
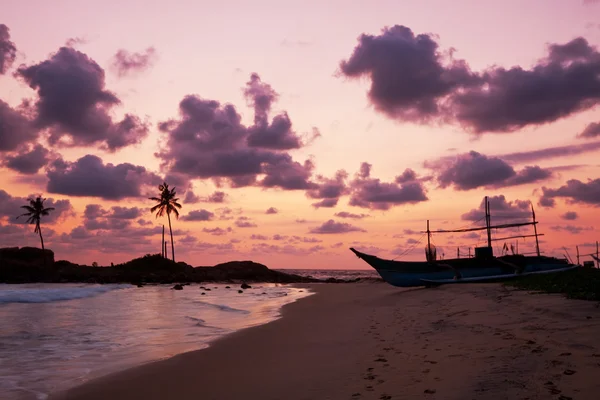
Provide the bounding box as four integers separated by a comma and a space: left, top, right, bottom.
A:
201, 292, 206, 295
225, 286, 231, 289
137, 284, 144, 288
238, 290, 244, 293
172, 284, 184, 290
205, 288, 211, 291
241, 282, 252, 289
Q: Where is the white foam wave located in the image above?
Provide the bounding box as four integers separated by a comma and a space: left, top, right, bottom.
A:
0, 285, 131, 304
193, 301, 250, 314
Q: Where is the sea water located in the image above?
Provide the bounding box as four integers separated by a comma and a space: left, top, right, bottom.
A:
0, 283, 312, 400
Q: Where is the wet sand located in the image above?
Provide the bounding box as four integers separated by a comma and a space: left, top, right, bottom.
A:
53, 282, 600, 400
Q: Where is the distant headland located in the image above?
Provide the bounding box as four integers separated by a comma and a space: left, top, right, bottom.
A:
0, 247, 344, 285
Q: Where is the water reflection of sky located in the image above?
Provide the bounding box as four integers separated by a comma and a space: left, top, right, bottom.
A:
0, 283, 312, 400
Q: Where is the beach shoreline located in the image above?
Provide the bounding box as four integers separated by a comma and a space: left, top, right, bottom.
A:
52, 282, 600, 400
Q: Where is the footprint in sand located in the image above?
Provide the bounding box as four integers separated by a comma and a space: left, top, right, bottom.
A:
424, 360, 438, 364
375, 358, 388, 362
422, 369, 430, 373
424, 389, 436, 394
351, 393, 361, 397
558, 396, 573, 400
365, 374, 376, 381
559, 352, 572, 356
563, 369, 576, 376
365, 386, 374, 392
377, 379, 385, 384
379, 395, 391, 400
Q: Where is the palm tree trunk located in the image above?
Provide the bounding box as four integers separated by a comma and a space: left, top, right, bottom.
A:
167, 212, 175, 263
37, 223, 46, 267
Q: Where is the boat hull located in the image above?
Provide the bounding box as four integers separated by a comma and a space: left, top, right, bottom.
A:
349, 247, 573, 287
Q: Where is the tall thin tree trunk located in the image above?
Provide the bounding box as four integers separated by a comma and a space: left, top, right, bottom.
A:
38, 223, 46, 267
167, 212, 175, 263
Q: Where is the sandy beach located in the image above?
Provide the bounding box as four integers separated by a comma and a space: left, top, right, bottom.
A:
53, 282, 600, 400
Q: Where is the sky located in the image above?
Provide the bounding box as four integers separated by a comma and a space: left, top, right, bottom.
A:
1, 0, 600, 269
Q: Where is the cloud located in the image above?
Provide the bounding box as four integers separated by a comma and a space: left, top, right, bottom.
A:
540, 179, 600, 206
0, 100, 38, 152
265, 207, 278, 214
0, 190, 74, 224
339, 25, 479, 123
348, 162, 428, 210
549, 225, 593, 234
202, 227, 232, 236
235, 216, 257, 228
16, 47, 149, 151
111, 47, 157, 77
340, 26, 600, 133
561, 211, 579, 220
334, 211, 369, 219
498, 141, 600, 164
461, 195, 531, 221
250, 234, 268, 240
181, 209, 215, 221
306, 170, 350, 209
46, 155, 161, 200
428, 151, 551, 190
309, 219, 366, 234
578, 122, 600, 138
81, 204, 143, 230
0, 24, 16, 74
157, 73, 314, 190
2, 144, 51, 174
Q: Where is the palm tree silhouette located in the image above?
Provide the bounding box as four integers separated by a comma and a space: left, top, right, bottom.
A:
150, 182, 181, 262
17, 196, 55, 262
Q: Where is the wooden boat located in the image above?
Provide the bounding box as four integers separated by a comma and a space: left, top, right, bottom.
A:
350, 196, 576, 287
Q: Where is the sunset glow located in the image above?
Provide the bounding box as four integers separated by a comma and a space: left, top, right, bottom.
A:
1, 0, 600, 268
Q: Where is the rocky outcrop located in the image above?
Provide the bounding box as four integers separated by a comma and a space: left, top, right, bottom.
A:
0, 248, 321, 284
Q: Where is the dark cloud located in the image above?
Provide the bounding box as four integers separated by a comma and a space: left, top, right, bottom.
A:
0, 190, 74, 224
395, 168, 418, 183
550, 225, 593, 234
16, 47, 148, 151
541, 179, 600, 206
429, 151, 551, 190
349, 162, 428, 210
250, 234, 268, 240
339, 25, 479, 123
288, 235, 322, 243
181, 209, 215, 221
265, 207, 278, 214
561, 211, 579, 220
157, 74, 313, 190
0, 24, 16, 74
578, 122, 600, 138
538, 196, 556, 208
340, 26, 600, 133
309, 219, 366, 234
2, 144, 50, 174
311, 198, 338, 208
334, 211, 369, 219
46, 154, 161, 200
306, 170, 350, 208
0, 100, 38, 152
82, 205, 142, 230
499, 141, 600, 164
250, 242, 325, 256
461, 195, 531, 222
111, 47, 157, 77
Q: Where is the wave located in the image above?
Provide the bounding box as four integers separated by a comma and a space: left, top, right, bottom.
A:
193, 301, 250, 314
0, 285, 130, 304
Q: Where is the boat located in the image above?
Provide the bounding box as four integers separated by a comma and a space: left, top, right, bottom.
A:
350, 196, 577, 287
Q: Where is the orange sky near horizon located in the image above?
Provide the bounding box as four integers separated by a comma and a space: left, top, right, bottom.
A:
1, 0, 600, 269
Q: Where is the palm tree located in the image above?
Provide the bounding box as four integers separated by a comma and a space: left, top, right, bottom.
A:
17, 196, 55, 261
149, 182, 181, 263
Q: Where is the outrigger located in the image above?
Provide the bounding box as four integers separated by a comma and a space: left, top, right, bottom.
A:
350, 196, 577, 287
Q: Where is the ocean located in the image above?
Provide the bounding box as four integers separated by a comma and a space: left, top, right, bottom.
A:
0, 269, 377, 400
0, 283, 311, 400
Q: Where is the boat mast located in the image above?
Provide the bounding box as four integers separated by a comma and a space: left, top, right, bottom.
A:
485, 196, 492, 248
427, 219, 431, 251
531, 203, 541, 257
